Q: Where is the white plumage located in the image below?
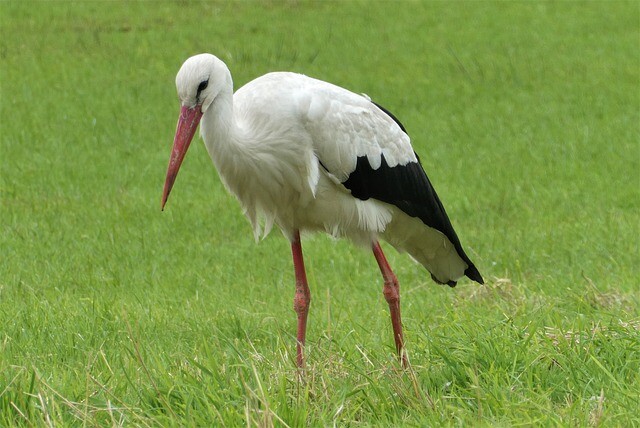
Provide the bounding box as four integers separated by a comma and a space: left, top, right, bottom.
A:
162, 53, 483, 367
202, 69, 411, 239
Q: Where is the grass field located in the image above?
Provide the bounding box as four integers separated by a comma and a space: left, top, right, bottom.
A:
1, 1, 639, 426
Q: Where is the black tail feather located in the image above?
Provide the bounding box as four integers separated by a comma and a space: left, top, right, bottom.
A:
465, 264, 484, 284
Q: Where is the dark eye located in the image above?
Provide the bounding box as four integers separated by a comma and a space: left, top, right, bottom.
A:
197, 79, 209, 96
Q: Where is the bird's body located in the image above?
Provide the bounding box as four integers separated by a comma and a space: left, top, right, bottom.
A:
162, 54, 483, 367
204, 71, 405, 244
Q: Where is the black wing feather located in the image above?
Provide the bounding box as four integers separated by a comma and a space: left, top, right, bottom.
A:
342, 102, 483, 285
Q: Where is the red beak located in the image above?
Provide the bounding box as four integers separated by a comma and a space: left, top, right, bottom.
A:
161, 105, 204, 210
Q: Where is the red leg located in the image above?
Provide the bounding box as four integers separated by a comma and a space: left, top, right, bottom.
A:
291, 230, 311, 367
372, 241, 407, 367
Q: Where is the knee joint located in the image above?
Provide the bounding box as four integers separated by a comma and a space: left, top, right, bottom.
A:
383, 282, 399, 304
293, 292, 310, 314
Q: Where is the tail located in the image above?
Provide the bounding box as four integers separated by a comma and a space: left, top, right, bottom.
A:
382, 208, 484, 287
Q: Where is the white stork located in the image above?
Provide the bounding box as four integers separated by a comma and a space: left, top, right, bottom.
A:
162, 53, 483, 367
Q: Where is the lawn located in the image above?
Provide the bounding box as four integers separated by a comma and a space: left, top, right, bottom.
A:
1, 1, 638, 426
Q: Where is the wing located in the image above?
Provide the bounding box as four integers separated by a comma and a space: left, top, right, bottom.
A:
300, 81, 483, 284
299, 81, 417, 180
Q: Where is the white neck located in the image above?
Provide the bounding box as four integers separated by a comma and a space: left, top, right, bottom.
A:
201, 86, 238, 154
199, 85, 258, 207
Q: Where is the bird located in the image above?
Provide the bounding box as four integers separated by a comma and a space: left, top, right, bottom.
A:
161, 53, 483, 368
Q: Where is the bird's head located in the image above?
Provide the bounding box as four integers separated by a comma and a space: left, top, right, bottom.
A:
162, 53, 231, 210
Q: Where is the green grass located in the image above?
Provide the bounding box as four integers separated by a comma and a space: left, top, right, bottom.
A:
1, 1, 638, 426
